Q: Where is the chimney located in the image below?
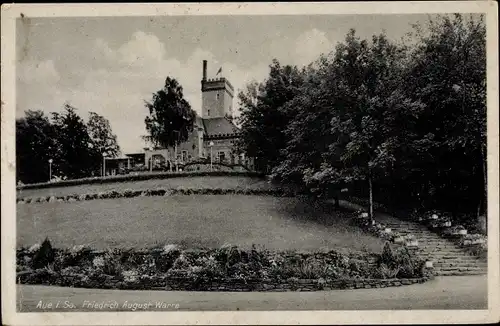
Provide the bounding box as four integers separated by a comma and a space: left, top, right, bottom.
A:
202, 60, 207, 81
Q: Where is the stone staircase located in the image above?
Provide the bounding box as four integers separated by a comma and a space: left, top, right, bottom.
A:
383, 221, 488, 276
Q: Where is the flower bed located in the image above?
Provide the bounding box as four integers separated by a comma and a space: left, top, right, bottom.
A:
16, 239, 433, 291
17, 187, 294, 205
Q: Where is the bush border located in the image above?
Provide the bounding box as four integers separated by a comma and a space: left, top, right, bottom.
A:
17, 242, 434, 292
17, 171, 265, 191
17, 187, 293, 204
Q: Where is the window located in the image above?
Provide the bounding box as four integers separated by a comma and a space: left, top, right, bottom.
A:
207, 109, 210, 116
216, 93, 220, 100
218, 151, 225, 163
181, 150, 188, 162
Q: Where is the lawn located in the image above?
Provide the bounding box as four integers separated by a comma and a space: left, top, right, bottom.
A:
17, 176, 275, 199
17, 195, 386, 253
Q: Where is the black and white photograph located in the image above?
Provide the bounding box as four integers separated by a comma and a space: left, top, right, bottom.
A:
1, 2, 499, 325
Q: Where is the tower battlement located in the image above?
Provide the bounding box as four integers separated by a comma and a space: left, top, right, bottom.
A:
201, 60, 234, 119
201, 78, 234, 96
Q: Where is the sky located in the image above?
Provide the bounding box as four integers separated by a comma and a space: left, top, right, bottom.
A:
16, 14, 434, 153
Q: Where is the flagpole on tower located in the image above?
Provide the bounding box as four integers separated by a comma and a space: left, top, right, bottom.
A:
216, 67, 222, 76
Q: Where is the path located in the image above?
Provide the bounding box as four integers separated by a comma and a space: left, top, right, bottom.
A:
17, 275, 487, 311
336, 200, 488, 276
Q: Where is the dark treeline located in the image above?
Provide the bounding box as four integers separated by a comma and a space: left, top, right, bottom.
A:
16, 104, 120, 184
237, 14, 486, 221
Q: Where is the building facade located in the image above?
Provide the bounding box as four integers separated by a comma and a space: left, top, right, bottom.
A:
143, 60, 251, 169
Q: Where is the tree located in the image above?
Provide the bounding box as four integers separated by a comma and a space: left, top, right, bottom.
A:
144, 77, 196, 149
87, 112, 121, 157
237, 59, 304, 173
404, 14, 486, 217
236, 15, 487, 223
16, 110, 58, 184
51, 104, 97, 179
276, 30, 423, 219
273, 55, 338, 190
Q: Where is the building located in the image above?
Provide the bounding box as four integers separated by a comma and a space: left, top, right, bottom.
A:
102, 153, 146, 176
144, 60, 251, 169
103, 60, 251, 175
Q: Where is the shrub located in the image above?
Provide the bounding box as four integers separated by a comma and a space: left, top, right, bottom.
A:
348, 258, 370, 277
31, 238, 55, 269
215, 244, 243, 267
59, 245, 93, 267
153, 245, 181, 273
377, 243, 423, 278
17, 243, 428, 289
92, 250, 124, 276
107, 190, 120, 199
374, 263, 399, 279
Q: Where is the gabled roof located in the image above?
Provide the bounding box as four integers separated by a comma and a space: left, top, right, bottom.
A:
202, 117, 240, 137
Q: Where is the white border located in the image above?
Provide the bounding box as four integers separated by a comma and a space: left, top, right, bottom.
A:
2, 2, 499, 325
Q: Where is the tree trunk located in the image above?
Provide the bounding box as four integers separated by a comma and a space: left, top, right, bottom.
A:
368, 172, 374, 220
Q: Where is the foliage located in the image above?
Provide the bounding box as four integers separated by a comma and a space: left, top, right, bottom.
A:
143, 77, 196, 148
87, 112, 121, 159
237, 14, 486, 219
16, 110, 59, 184
16, 104, 121, 183
401, 14, 487, 216
51, 104, 99, 179
236, 59, 305, 173
31, 238, 55, 269
17, 242, 427, 287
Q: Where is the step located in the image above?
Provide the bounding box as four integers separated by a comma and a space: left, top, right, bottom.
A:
419, 256, 482, 262
434, 263, 487, 268
418, 246, 464, 249
419, 250, 468, 254
420, 255, 478, 260
418, 247, 463, 251
417, 239, 458, 242
435, 270, 487, 276
392, 229, 431, 232
433, 259, 486, 263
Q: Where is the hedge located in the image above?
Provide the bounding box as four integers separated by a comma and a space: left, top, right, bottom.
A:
16, 171, 266, 191
17, 187, 297, 204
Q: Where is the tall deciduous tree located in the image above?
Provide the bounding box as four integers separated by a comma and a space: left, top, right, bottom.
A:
87, 112, 121, 158
144, 77, 196, 149
229, 14, 487, 222
237, 59, 304, 173
293, 30, 423, 219
405, 14, 486, 217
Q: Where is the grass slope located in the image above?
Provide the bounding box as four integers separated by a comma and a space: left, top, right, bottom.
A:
17, 195, 386, 253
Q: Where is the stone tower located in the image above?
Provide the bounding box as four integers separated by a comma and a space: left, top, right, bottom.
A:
201, 60, 234, 119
